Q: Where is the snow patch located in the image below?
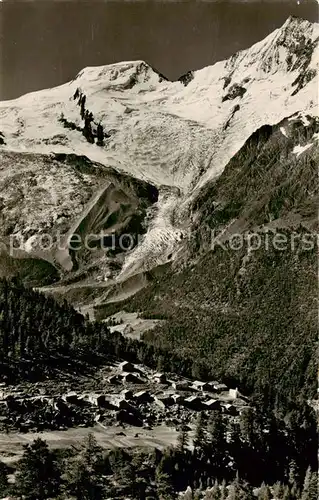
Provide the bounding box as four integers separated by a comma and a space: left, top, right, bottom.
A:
292, 143, 314, 157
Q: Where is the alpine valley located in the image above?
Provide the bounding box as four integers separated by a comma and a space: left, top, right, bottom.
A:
0, 15, 318, 499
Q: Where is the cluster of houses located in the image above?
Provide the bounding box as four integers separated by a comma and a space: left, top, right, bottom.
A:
60, 390, 242, 425
107, 362, 232, 394
104, 361, 248, 418
154, 393, 240, 415
83, 389, 153, 410
0, 361, 249, 432
108, 361, 146, 385
0, 391, 96, 432
62, 385, 240, 414
0, 386, 154, 431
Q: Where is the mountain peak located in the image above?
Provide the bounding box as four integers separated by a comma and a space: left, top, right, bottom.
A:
276, 15, 317, 41
247, 15, 319, 76
74, 60, 168, 91
217, 18, 318, 102
281, 15, 314, 28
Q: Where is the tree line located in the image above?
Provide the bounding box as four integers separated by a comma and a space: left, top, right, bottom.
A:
0, 414, 317, 500
58, 88, 107, 146
73, 87, 107, 145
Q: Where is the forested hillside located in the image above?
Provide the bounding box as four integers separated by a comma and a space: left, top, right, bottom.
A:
0, 278, 200, 383
94, 116, 318, 414
101, 228, 317, 412
0, 279, 317, 498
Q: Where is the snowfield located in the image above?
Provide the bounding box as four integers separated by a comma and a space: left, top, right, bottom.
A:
1, 17, 318, 191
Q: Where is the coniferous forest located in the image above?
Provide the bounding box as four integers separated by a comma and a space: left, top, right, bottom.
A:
0, 278, 317, 498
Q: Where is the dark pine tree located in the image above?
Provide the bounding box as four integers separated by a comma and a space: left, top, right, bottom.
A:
14, 438, 62, 500
96, 123, 104, 146
80, 95, 87, 119
64, 433, 109, 500
83, 117, 94, 144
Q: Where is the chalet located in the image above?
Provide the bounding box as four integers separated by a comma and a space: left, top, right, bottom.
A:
116, 399, 136, 412
223, 403, 239, 416
101, 399, 118, 410
86, 393, 106, 407
108, 375, 120, 385
121, 389, 133, 400
184, 395, 202, 411
172, 381, 189, 391
53, 398, 70, 413
62, 392, 78, 404
122, 373, 144, 384
192, 381, 212, 392
213, 383, 228, 393
154, 395, 174, 408
203, 399, 221, 410
229, 388, 239, 399
171, 394, 184, 405
77, 394, 89, 405
153, 373, 168, 384
118, 361, 135, 373
134, 390, 153, 404
95, 395, 107, 407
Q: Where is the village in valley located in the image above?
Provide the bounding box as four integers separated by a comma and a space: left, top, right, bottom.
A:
0, 357, 250, 448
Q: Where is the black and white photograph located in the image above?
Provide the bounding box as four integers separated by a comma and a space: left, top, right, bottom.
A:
0, 0, 318, 498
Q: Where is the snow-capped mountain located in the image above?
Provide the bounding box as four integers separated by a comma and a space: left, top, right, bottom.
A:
0, 16, 318, 303
1, 16, 318, 189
